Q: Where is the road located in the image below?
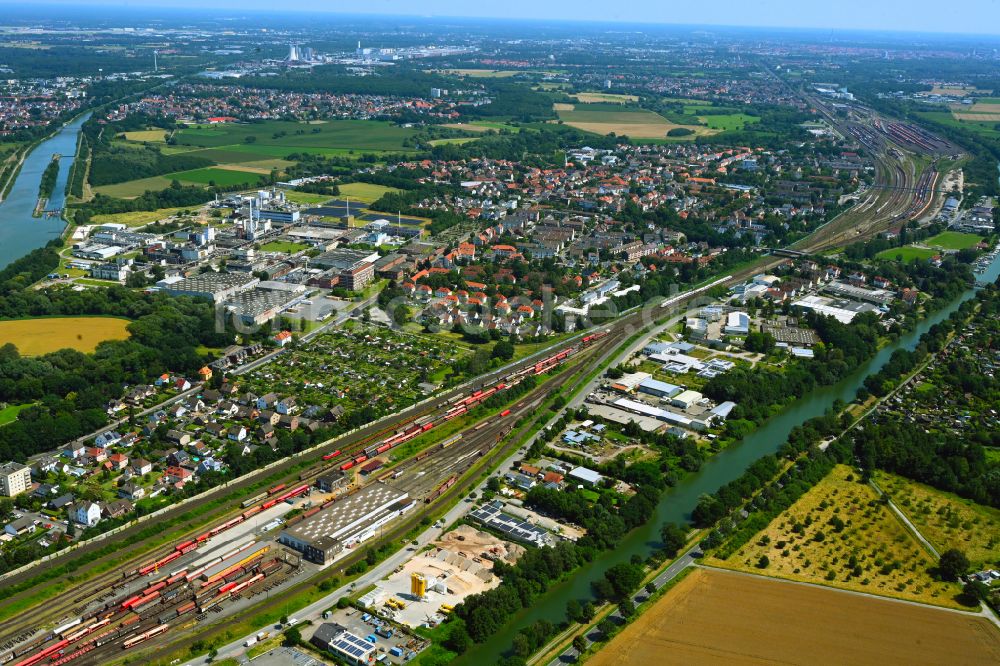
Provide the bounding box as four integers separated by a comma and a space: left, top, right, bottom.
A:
546, 547, 700, 665
184, 471, 486, 664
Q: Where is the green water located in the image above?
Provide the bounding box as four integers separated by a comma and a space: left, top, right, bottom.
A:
456, 254, 1000, 665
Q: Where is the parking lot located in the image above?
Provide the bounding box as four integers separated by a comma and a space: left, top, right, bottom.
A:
308, 606, 427, 665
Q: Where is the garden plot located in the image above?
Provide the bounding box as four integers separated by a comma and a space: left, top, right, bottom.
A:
241, 325, 466, 419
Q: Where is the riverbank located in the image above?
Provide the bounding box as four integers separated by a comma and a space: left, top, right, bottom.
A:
454, 250, 1000, 665
0, 114, 90, 268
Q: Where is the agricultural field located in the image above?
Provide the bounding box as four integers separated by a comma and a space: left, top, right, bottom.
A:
590, 567, 1000, 666
572, 92, 639, 104
917, 111, 1000, 140
440, 121, 520, 133
337, 182, 402, 203
240, 324, 467, 421
931, 85, 992, 96
428, 137, 480, 146
711, 464, 966, 608
172, 119, 419, 154
554, 103, 708, 139
172, 166, 269, 187
94, 175, 176, 198
119, 129, 169, 143
877, 471, 1000, 569
0, 317, 130, 356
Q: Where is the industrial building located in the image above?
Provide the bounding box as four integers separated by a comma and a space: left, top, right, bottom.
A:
792, 294, 880, 324
311, 623, 377, 665
311, 248, 378, 291
165, 272, 259, 303
637, 378, 682, 399
0, 462, 32, 497
279, 485, 413, 564
470, 500, 553, 546
223, 289, 301, 326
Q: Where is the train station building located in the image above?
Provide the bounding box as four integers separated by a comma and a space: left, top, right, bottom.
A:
279, 485, 413, 564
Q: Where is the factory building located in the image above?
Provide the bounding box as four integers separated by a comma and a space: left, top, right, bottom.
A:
165, 272, 259, 303
279, 485, 413, 564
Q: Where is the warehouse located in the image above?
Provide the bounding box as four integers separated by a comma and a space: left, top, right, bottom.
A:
608, 372, 651, 393
279, 485, 412, 564
792, 294, 879, 324
585, 403, 664, 432
613, 397, 694, 428
637, 378, 682, 399
671, 389, 704, 410
165, 272, 259, 303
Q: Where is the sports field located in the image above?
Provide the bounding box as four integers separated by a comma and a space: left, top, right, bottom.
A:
877, 232, 982, 262
712, 464, 965, 608
0, 317, 131, 356
876, 246, 939, 262
555, 103, 708, 139
925, 230, 983, 250
590, 567, 1000, 666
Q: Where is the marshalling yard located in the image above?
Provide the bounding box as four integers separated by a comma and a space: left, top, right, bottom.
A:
0, 328, 615, 666
0, 100, 962, 662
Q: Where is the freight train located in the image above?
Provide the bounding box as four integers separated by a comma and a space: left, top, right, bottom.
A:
337, 330, 610, 472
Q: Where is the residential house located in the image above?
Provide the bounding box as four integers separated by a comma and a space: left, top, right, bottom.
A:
119, 482, 145, 501
73, 501, 102, 527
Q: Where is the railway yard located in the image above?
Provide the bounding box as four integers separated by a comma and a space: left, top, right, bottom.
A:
792, 91, 957, 253
0, 328, 616, 666
0, 93, 969, 666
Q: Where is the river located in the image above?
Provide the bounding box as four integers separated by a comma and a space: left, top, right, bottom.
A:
457, 252, 1000, 665
0, 113, 90, 268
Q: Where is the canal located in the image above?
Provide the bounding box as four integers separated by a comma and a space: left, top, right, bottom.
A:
457, 252, 1000, 665
0, 113, 91, 269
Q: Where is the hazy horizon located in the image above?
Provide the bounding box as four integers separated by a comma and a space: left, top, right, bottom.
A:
12, 0, 1000, 37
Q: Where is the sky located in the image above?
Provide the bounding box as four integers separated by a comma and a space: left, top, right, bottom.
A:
20, 0, 1000, 36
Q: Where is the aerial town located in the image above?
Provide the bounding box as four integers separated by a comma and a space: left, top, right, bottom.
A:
0, 4, 997, 666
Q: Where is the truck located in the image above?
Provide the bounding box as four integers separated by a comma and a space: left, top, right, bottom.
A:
244, 637, 257, 648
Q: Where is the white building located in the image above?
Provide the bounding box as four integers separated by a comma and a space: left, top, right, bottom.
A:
73, 501, 102, 527
724, 311, 750, 336
0, 462, 32, 497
